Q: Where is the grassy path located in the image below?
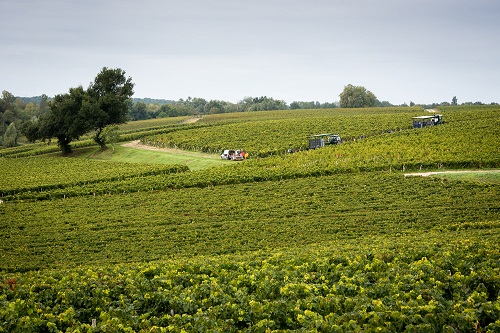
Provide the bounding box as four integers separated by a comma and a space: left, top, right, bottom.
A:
86, 140, 229, 170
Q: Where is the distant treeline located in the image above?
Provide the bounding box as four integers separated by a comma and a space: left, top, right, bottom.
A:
3, 89, 498, 148
128, 96, 341, 120
18, 95, 50, 105
132, 97, 175, 105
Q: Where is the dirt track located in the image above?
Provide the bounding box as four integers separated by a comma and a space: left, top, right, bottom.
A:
120, 116, 207, 155
122, 140, 182, 153
404, 170, 500, 177
120, 140, 220, 159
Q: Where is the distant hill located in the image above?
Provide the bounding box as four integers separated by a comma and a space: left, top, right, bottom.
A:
17, 96, 52, 104
16, 96, 174, 105
132, 97, 175, 105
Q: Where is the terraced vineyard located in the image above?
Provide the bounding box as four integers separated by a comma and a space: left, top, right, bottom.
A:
1, 105, 499, 332
145, 109, 422, 156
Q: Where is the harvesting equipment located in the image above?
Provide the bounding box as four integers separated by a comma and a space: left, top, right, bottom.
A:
412, 114, 443, 128
308, 133, 342, 149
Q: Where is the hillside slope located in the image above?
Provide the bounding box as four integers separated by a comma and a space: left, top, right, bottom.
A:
1, 106, 499, 332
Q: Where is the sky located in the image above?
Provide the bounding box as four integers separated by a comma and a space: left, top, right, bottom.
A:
1, 0, 499, 105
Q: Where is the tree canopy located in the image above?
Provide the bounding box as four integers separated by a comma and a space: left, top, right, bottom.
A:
339, 84, 377, 108
37, 67, 134, 153
82, 67, 134, 147
39, 87, 87, 154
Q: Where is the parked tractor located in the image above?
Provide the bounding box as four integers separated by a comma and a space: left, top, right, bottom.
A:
412, 114, 443, 128
308, 133, 342, 149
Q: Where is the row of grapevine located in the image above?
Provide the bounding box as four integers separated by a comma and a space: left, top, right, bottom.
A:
0, 158, 188, 197
198, 107, 425, 125
147, 106, 500, 159
1, 171, 498, 272
117, 116, 190, 132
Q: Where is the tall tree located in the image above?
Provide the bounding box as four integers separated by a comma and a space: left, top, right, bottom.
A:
39, 86, 87, 154
339, 84, 377, 108
82, 67, 134, 148
452, 96, 458, 106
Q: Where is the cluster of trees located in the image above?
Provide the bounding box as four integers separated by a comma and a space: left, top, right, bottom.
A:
1, 68, 133, 152
128, 96, 292, 121
0, 91, 50, 148
21, 68, 133, 153
288, 100, 339, 109
421, 99, 497, 109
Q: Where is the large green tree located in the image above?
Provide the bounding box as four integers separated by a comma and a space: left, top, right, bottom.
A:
37, 67, 134, 153
82, 67, 134, 148
39, 86, 87, 154
339, 84, 377, 108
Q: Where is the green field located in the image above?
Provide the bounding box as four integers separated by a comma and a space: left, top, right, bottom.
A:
87, 144, 228, 171
1, 106, 499, 332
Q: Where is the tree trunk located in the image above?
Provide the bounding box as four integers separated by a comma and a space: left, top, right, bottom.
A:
57, 135, 72, 155
94, 127, 107, 149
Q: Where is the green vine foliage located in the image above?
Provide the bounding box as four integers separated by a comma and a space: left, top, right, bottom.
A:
1, 240, 499, 332
0, 105, 499, 332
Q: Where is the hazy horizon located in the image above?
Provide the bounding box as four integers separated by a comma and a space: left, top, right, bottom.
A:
1, 0, 499, 105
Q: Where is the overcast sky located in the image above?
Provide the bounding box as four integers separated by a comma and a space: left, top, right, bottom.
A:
1, 0, 499, 105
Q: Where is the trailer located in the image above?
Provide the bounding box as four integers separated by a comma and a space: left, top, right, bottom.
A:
308, 133, 342, 149
412, 114, 443, 128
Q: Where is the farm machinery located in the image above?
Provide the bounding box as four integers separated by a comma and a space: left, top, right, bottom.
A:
287, 133, 342, 153
412, 114, 443, 128
307, 133, 342, 149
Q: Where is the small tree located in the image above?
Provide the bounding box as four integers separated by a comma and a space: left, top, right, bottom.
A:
3, 122, 18, 147
339, 84, 377, 108
452, 96, 458, 106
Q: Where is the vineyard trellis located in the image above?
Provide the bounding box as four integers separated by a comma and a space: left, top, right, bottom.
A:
0, 105, 499, 332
